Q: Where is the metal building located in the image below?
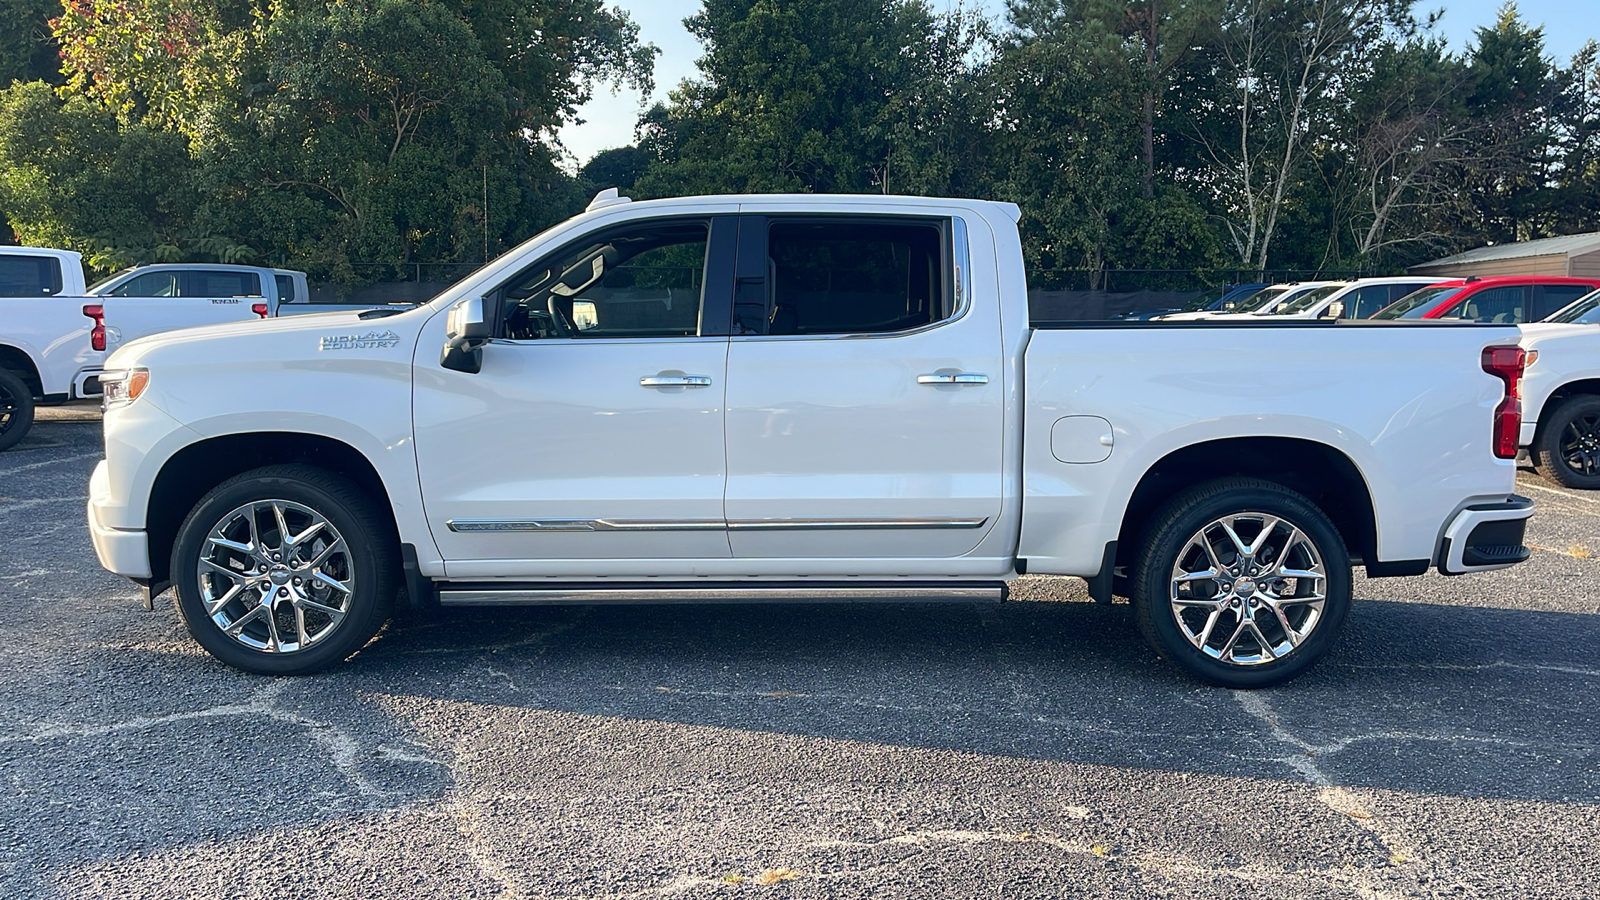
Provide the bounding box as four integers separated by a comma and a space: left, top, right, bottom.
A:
1409, 231, 1600, 279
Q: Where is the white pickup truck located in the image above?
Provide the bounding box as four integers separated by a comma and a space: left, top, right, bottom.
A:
88, 192, 1535, 687
0, 246, 101, 450
87, 262, 418, 358
2, 255, 421, 449
1517, 289, 1600, 488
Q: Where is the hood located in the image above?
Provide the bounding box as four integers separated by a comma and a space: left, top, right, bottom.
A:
105, 306, 429, 369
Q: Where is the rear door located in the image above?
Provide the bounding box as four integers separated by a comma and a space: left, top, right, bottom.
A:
721, 213, 1005, 560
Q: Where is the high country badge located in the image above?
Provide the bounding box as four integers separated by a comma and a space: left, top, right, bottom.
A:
319, 329, 402, 351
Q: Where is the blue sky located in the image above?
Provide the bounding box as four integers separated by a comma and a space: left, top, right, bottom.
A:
557, 0, 1597, 166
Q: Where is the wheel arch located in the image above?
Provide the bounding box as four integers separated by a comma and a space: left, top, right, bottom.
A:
1114, 436, 1378, 573
1535, 379, 1600, 441
0, 344, 44, 398
145, 432, 399, 589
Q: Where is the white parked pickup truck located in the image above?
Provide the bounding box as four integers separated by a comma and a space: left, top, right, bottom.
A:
86, 262, 417, 356
0, 246, 101, 451
1517, 289, 1600, 488
88, 192, 1535, 687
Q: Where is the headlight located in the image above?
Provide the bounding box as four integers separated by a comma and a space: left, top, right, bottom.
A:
101, 368, 150, 410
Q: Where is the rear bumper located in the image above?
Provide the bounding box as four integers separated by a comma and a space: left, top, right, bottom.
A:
88, 460, 151, 579
1437, 495, 1534, 576
73, 367, 104, 400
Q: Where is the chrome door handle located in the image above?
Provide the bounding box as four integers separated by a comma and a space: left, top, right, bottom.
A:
640, 375, 713, 387
917, 373, 988, 385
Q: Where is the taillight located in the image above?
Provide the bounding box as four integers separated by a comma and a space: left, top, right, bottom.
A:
1481, 345, 1526, 459
251, 302, 269, 319
83, 304, 106, 351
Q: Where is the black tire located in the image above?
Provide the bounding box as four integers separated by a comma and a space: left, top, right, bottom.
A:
1533, 396, 1600, 490
171, 464, 396, 674
1131, 478, 1352, 688
0, 368, 37, 453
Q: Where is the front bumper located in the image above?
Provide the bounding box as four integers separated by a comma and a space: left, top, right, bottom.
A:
88, 460, 151, 579
1437, 494, 1534, 575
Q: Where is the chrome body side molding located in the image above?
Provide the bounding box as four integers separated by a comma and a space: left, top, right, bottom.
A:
447, 517, 989, 534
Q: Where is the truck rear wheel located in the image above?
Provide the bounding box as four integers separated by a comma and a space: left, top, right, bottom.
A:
1533, 396, 1600, 490
170, 464, 396, 675
1131, 478, 1352, 688
0, 368, 36, 452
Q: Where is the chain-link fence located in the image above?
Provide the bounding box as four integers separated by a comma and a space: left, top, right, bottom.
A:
1027, 268, 1374, 321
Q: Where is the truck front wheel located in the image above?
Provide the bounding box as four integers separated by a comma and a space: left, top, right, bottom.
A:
1533, 395, 1600, 490
1131, 478, 1352, 688
171, 465, 396, 674
0, 368, 36, 452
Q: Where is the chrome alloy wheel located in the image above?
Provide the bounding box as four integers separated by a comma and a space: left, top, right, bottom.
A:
1168, 512, 1327, 666
1559, 412, 1600, 478
196, 499, 355, 653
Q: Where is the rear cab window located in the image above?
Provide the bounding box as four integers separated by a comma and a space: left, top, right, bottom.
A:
0, 254, 65, 297
275, 273, 300, 304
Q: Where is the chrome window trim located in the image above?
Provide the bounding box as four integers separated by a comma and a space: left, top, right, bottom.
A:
730, 214, 974, 343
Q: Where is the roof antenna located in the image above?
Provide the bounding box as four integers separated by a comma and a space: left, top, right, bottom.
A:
587, 188, 632, 212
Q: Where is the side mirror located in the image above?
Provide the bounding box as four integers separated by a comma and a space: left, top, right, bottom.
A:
441, 296, 491, 373
1323, 300, 1345, 319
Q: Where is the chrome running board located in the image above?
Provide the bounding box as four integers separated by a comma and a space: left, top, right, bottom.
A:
437, 581, 1007, 606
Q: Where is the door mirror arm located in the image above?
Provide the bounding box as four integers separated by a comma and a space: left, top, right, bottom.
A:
442, 297, 492, 374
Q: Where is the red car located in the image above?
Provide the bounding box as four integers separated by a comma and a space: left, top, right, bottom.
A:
1370, 276, 1600, 323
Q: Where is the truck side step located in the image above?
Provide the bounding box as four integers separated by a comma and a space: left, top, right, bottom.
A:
437, 581, 1008, 606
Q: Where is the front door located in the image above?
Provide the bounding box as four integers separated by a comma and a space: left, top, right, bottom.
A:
413, 215, 737, 576
722, 214, 1006, 560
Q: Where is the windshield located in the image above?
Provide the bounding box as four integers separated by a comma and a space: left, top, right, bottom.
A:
1271, 284, 1345, 315
85, 268, 138, 295
1545, 289, 1600, 324
1371, 285, 1463, 320
1232, 287, 1287, 314
1174, 285, 1228, 312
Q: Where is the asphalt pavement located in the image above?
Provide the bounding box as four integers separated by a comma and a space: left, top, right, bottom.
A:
1, 406, 1595, 898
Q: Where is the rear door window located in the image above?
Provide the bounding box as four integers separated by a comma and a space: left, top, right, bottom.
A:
183, 270, 262, 297
1445, 286, 1526, 322
1340, 285, 1395, 319
1536, 284, 1596, 320
0, 254, 65, 296
745, 219, 948, 336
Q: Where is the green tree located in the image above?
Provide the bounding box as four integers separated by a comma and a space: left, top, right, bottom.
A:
1549, 41, 1599, 232
52, 0, 261, 136
0, 0, 65, 87
1461, 1, 1560, 241
637, 0, 965, 197
0, 80, 233, 269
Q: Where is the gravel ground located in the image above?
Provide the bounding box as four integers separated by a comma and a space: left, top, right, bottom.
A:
1, 406, 1595, 898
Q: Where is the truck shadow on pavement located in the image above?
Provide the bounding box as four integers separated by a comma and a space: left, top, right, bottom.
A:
358, 596, 1600, 805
